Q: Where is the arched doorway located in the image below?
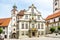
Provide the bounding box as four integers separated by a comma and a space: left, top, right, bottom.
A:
28, 28, 38, 37
12, 33, 17, 38
32, 31, 35, 36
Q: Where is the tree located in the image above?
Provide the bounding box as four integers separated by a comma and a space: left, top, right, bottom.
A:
0, 28, 3, 34
50, 27, 55, 33
58, 26, 60, 30
0, 28, 4, 40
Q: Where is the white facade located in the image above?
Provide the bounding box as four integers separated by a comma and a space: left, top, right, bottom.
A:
7, 4, 46, 39
0, 4, 47, 39
18, 4, 46, 38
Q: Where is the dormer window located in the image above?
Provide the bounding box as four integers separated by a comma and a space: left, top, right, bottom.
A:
25, 15, 28, 19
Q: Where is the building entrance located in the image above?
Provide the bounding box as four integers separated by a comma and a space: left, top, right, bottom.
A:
32, 32, 35, 36
28, 28, 38, 37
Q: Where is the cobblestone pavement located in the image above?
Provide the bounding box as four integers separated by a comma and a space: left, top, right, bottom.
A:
4, 37, 60, 40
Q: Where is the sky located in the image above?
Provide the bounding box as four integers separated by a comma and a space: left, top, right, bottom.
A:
0, 0, 53, 18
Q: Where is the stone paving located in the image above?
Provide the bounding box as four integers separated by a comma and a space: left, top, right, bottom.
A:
4, 36, 60, 40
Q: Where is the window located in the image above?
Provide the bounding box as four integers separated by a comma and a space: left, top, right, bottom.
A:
14, 28, 15, 31
47, 20, 50, 23
38, 23, 40, 29
32, 24, 34, 28
22, 24, 24, 29
59, 17, 60, 21
3, 27, 5, 29
55, 0, 58, 1
54, 19, 55, 22
55, 8, 58, 11
26, 24, 28, 29
38, 16, 40, 20
55, 2, 57, 5
25, 15, 28, 19
4, 35, 7, 38
41, 23, 44, 29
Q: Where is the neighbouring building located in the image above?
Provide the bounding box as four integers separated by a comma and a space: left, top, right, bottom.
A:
46, 11, 60, 33
0, 18, 11, 38
46, 0, 60, 33
0, 4, 46, 39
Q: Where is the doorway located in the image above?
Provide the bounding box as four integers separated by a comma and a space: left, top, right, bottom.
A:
32, 32, 35, 36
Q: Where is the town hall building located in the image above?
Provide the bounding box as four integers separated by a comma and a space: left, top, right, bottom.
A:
0, 4, 46, 39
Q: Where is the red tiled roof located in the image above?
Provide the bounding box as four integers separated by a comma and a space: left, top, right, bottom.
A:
0, 18, 11, 27
18, 10, 25, 16
17, 10, 25, 19
46, 11, 60, 20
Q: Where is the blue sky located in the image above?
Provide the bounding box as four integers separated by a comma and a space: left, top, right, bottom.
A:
0, 0, 53, 18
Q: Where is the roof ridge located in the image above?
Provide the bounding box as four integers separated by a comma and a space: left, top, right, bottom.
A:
0, 18, 11, 19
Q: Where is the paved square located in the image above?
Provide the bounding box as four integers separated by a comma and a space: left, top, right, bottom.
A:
4, 37, 60, 40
